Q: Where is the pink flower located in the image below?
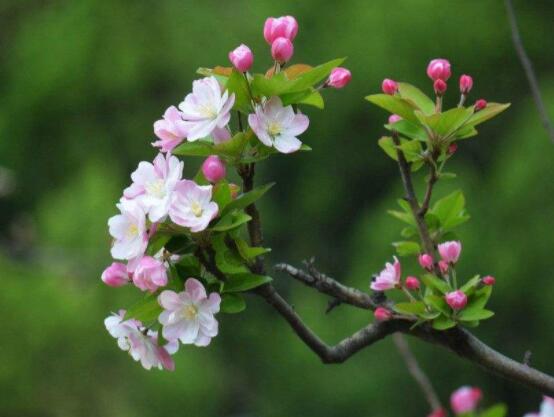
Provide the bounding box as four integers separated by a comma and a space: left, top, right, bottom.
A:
439, 260, 449, 274
229, 44, 253, 73
271, 37, 294, 63
263, 16, 298, 44
459, 74, 473, 94
382, 78, 398, 95
427, 58, 451, 81
169, 180, 218, 232
212, 126, 231, 144
418, 253, 434, 271
450, 386, 482, 414
108, 199, 148, 260
474, 99, 487, 111
152, 106, 188, 153
132, 256, 168, 292
158, 278, 221, 346
438, 240, 462, 264
434, 79, 447, 95
123, 153, 184, 222
101, 262, 130, 287
445, 290, 467, 311
374, 307, 392, 321
388, 114, 402, 124
482, 275, 496, 286
105, 310, 178, 371
178, 76, 235, 141
405, 276, 420, 290
371, 256, 401, 291
326, 67, 351, 89
248, 96, 309, 154
201, 155, 226, 183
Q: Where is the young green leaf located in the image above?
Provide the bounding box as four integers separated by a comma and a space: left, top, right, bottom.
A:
464, 103, 510, 127
172, 140, 214, 157
480, 404, 507, 417
432, 315, 457, 330
124, 295, 162, 324
393, 241, 421, 256
221, 182, 275, 216
223, 273, 273, 292
458, 308, 494, 322
220, 293, 247, 313
393, 301, 427, 315
366, 94, 420, 123
226, 69, 252, 114
422, 274, 451, 294
211, 211, 252, 232
397, 82, 435, 115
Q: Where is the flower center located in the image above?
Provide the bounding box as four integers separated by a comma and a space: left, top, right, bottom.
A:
182, 304, 198, 320
126, 223, 139, 239
267, 121, 282, 137
199, 104, 217, 119
190, 201, 203, 217
145, 179, 166, 199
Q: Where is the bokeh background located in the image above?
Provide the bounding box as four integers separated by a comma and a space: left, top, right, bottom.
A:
1, 0, 554, 416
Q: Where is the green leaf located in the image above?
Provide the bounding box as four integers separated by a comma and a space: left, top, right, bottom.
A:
465, 285, 492, 311
226, 69, 252, 114
393, 301, 426, 315
460, 275, 481, 293
378, 136, 398, 160
173, 140, 214, 157
400, 226, 418, 238
464, 103, 510, 127
425, 294, 451, 315
397, 82, 435, 115
214, 130, 251, 159
220, 293, 246, 313
480, 404, 507, 417
235, 238, 271, 260
431, 189, 470, 231
458, 308, 494, 322
175, 254, 202, 278
165, 235, 195, 255
147, 233, 171, 256
366, 94, 420, 123
388, 199, 416, 226
392, 241, 421, 256
211, 211, 252, 232
223, 273, 273, 292
124, 295, 162, 324
455, 125, 478, 140
286, 58, 345, 92
385, 119, 429, 142
212, 181, 233, 213
281, 89, 324, 108
416, 107, 474, 138
221, 182, 275, 216
422, 274, 451, 295
432, 315, 457, 330
398, 139, 423, 162
212, 234, 249, 275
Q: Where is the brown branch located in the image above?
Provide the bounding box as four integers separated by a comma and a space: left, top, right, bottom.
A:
505, 0, 554, 144
418, 163, 438, 217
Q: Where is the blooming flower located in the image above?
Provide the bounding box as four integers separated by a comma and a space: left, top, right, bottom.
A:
427, 58, 451, 81
152, 106, 188, 153
169, 180, 218, 232
108, 199, 148, 260
370, 256, 401, 291
450, 386, 482, 414
525, 397, 554, 417
101, 262, 130, 287
263, 15, 298, 44
438, 240, 462, 264
178, 76, 235, 141
105, 310, 178, 371
248, 96, 309, 154
124, 153, 183, 222
445, 290, 467, 310
158, 278, 221, 346
132, 256, 168, 292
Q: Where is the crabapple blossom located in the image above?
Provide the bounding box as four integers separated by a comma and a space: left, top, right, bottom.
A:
445, 290, 467, 311
427, 58, 451, 81
228, 44, 253, 73
271, 37, 294, 63
482, 275, 496, 286
418, 253, 434, 271
326, 67, 351, 89
123, 153, 183, 222
263, 15, 298, 44
152, 106, 188, 153
201, 155, 226, 183
459, 74, 473, 94
212, 126, 231, 144
434, 79, 447, 95
448, 143, 458, 155
405, 276, 420, 290
388, 114, 402, 124
370, 256, 401, 291
450, 386, 482, 414
132, 256, 168, 292
101, 262, 130, 287
105, 310, 178, 371
374, 307, 392, 321
158, 278, 221, 346
178, 76, 235, 141
525, 397, 554, 417
169, 180, 218, 232
438, 240, 462, 264
439, 260, 449, 274
382, 78, 398, 95
108, 198, 148, 260
475, 99, 487, 111
248, 96, 309, 154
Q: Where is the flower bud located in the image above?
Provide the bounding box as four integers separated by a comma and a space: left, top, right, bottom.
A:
439, 260, 449, 274
482, 275, 496, 286
450, 386, 482, 415
388, 114, 402, 124
427, 408, 447, 417
448, 143, 458, 155
202, 155, 226, 183
101, 262, 130, 287
434, 79, 447, 96
228, 44, 253, 73
459, 74, 473, 94
438, 240, 462, 264
445, 290, 467, 310
133, 256, 168, 292
405, 276, 420, 290
327, 67, 352, 89
374, 307, 392, 321
427, 58, 451, 81
271, 37, 294, 63
382, 78, 398, 95
263, 16, 298, 45
418, 253, 434, 271
474, 99, 487, 111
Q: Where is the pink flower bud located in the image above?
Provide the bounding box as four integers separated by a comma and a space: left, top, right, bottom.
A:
327, 67, 352, 89
382, 78, 398, 95
133, 256, 168, 292
445, 290, 467, 311
418, 253, 434, 271
405, 276, 420, 290
482, 275, 496, 286
474, 99, 487, 111
228, 44, 253, 73
459, 74, 473, 94
450, 386, 482, 414
448, 143, 458, 155
439, 260, 449, 274
427, 58, 451, 81
434, 79, 447, 96
374, 307, 392, 321
427, 408, 447, 417
438, 240, 462, 264
388, 114, 402, 124
101, 262, 130, 287
202, 155, 226, 183
271, 37, 294, 63
263, 16, 298, 45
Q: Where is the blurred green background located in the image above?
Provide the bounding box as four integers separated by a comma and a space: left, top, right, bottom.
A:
1, 0, 554, 416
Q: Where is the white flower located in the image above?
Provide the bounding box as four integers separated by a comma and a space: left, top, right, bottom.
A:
248, 96, 309, 153
178, 76, 235, 141
104, 311, 178, 371
168, 180, 218, 233
158, 278, 221, 347
123, 153, 183, 222
108, 199, 148, 260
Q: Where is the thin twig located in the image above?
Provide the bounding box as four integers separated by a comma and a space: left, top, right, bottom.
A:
418, 164, 438, 217
505, 0, 554, 143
